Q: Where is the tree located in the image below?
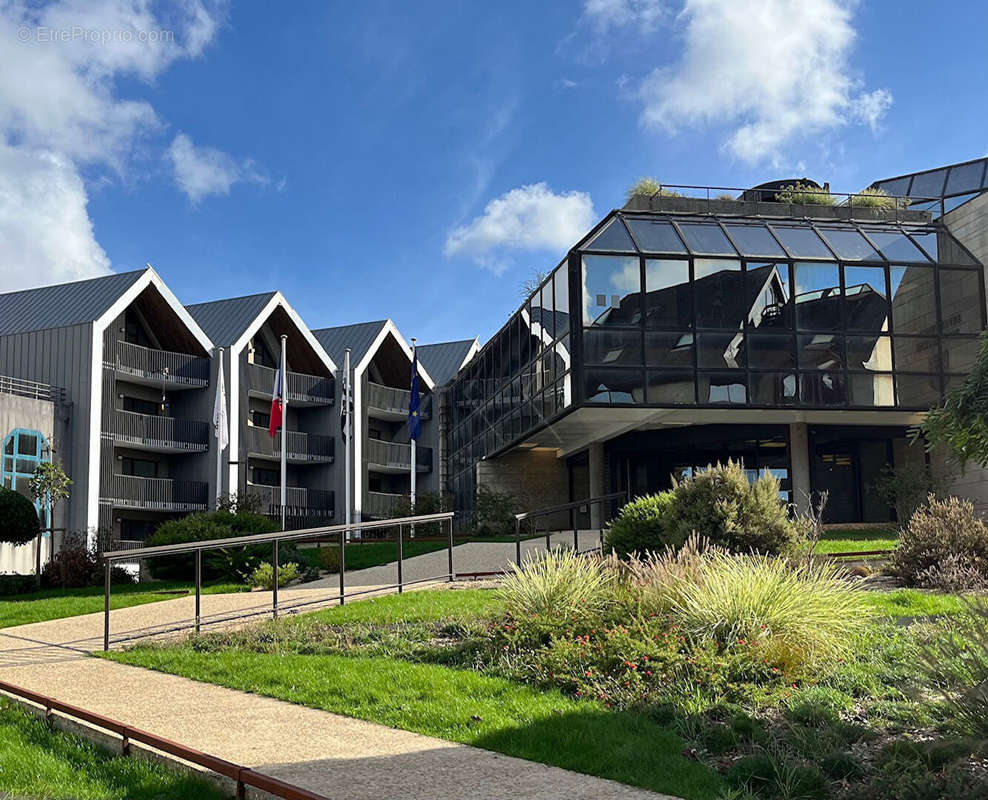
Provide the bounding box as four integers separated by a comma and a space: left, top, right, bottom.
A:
911, 331, 988, 471
30, 461, 71, 580
0, 487, 41, 547
518, 269, 548, 300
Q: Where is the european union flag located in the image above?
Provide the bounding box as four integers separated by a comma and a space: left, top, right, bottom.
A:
409, 350, 421, 441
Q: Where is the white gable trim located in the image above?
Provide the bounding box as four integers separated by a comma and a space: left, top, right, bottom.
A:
353, 319, 436, 390
459, 338, 480, 370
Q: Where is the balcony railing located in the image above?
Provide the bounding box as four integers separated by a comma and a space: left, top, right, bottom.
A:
246, 425, 334, 463
245, 483, 335, 517
0, 374, 64, 402
366, 381, 432, 419
103, 475, 209, 512
112, 341, 210, 388
247, 363, 334, 405
109, 409, 209, 452
365, 438, 432, 472
365, 491, 404, 518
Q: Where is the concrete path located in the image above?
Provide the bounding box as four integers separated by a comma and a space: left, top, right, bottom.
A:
0, 538, 680, 800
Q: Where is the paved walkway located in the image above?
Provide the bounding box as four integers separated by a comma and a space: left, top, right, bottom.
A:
0, 532, 679, 799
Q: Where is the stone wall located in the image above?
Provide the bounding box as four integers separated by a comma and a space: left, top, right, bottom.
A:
476, 447, 570, 530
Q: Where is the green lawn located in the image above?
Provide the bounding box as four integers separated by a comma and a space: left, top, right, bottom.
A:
0, 581, 242, 629
303, 585, 501, 624
107, 647, 722, 799
863, 588, 970, 618
0, 698, 227, 800
816, 526, 898, 556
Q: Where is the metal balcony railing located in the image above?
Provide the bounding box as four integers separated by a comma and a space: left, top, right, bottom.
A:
245, 425, 334, 462
109, 409, 209, 451
365, 438, 432, 471
0, 374, 64, 402
112, 341, 210, 387
365, 491, 404, 518
104, 475, 209, 512
245, 483, 335, 515
247, 363, 334, 405
366, 381, 432, 419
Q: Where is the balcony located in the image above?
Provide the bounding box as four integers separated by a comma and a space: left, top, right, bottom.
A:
245, 483, 335, 519
103, 475, 209, 512
365, 438, 432, 474
111, 341, 210, 389
108, 409, 209, 453
246, 425, 334, 463
365, 491, 404, 518
247, 363, 334, 407
366, 381, 432, 421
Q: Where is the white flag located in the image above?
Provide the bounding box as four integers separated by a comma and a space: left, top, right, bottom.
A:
213, 363, 228, 451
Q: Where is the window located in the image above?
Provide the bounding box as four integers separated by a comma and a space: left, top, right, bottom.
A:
939, 269, 983, 334
582, 255, 641, 326
723, 223, 785, 257
552, 266, 569, 332
677, 222, 737, 255
795, 263, 842, 330
890, 266, 936, 335
584, 218, 636, 252
645, 332, 693, 368
646, 371, 695, 404
893, 337, 940, 374
694, 259, 743, 328
252, 466, 279, 486
583, 329, 642, 365
749, 373, 797, 405
770, 224, 832, 258
121, 456, 158, 478
251, 410, 271, 428
699, 372, 747, 404
864, 229, 930, 263
818, 228, 881, 261
644, 259, 691, 328
123, 396, 160, 416
124, 309, 153, 348
697, 332, 744, 368
625, 219, 687, 253
1, 429, 49, 527
120, 519, 158, 542
252, 337, 277, 368
583, 369, 643, 404
747, 333, 796, 369
945, 162, 985, 195
746, 263, 791, 329
843, 266, 888, 332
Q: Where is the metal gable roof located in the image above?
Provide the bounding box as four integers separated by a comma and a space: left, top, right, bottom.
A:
417, 339, 476, 386
0, 269, 147, 336
185, 292, 278, 347
310, 320, 388, 370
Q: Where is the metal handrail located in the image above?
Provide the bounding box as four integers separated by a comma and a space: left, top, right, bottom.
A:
0, 680, 329, 800
513, 492, 627, 565
103, 511, 456, 651
366, 438, 433, 469
0, 374, 64, 402
245, 425, 334, 461
110, 409, 209, 449
247, 362, 334, 404
113, 341, 210, 385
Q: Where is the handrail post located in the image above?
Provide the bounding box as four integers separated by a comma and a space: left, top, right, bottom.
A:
103, 558, 111, 652
396, 523, 403, 594
515, 516, 521, 566
447, 516, 454, 582
272, 539, 279, 619
338, 529, 345, 606
194, 549, 202, 634
545, 518, 551, 553
572, 505, 578, 553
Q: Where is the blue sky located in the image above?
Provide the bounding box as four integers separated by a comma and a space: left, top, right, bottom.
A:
1, 1, 986, 346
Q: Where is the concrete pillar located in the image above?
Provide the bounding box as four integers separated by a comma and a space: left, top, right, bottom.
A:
789, 422, 811, 516
589, 442, 606, 528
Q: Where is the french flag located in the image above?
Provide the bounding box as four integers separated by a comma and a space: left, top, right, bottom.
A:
269, 358, 284, 438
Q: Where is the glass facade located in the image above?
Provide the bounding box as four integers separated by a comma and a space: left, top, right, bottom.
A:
872, 157, 988, 214
445, 209, 985, 517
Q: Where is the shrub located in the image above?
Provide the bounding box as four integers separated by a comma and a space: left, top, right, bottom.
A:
625, 178, 683, 202
40, 534, 133, 588
318, 546, 341, 573
776, 182, 835, 205
0, 487, 40, 546
248, 561, 300, 590
0, 574, 38, 595
386, 491, 450, 535
500, 549, 614, 629
664, 461, 799, 555
661, 551, 868, 674
870, 461, 952, 525
605, 491, 675, 557
848, 186, 907, 210
146, 511, 279, 581
889, 496, 988, 590
472, 485, 516, 537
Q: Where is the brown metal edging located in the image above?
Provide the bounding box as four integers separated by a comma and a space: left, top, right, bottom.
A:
0, 680, 329, 800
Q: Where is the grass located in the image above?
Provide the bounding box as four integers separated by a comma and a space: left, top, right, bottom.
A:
106, 647, 722, 799
0, 698, 227, 799
300, 539, 452, 572
0, 580, 242, 629
303, 586, 501, 625
863, 588, 970, 618
816, 526, 899, 555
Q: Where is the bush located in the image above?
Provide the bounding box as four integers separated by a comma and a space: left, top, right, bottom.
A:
870, 461, 952, 525
776, 182, 835, 205
386, 491, 450, 535
605, 492, 675, 557
248, 561, 300, 590
146, 511, 279, 581
658, 550, 868, 674
0, 487, 40, 546
0, 574, 41, 595
40, 534, 133, 588
848, 187, 907, 210
472, 485, 516, 537
625, 177, 682, 201
889, 496, 988, 590
665, 461, 799, 555
318, 546, 341, 573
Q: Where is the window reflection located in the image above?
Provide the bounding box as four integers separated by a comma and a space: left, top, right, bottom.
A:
849, 373, 894, 407
697, 332, 745, 368
699, 372, 747, 404
645, 331, 693, 367
820, 228, 881, 261
889, 266, 936, 335
584, 218, 636, 252
677, 222, 736, 255
747, 333, 796, 369
864, 230, 930, 263
846, 335, 891, 372
584, 369, 643, 404
749, 373, 797, 405
644, 259, 691, 328
724, 224, 785, 257
694, 259, 742, 328
800, 373, 846, 405
844, 266, 888, 332
625, 219, 687, 253
771, 225, 832, 258
798, 334, 844, 370
582, 255, 641, 327
896, 374, 941, 408
583, 329, 643, 365
746, 263, 791, 329
647, 371, 695, 404
795, 263, 841, 330
939, 269, 983, 334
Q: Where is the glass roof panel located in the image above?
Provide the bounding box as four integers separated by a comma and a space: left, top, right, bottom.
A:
943, 193, 981, 213
944, 161, 985, 195
723, 223, 786, 257
584, 218, 637, 252
676, 221, 737, 255
876, 176, 911, 196
908, 231, 939, 261
769, 224, 832, 258
624, 218, 687, 254
909, 169, 948, 199
862, 229, 930, 263
818, 227, 882, 261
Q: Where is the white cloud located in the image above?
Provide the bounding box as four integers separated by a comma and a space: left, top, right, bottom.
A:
168, 133, 266, 204
0, 0, 225, 293
583, 0, 666, 33
445, 183, 595, 274
639, 0, 892, 164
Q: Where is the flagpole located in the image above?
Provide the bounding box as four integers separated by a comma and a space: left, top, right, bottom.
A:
280, 334, 287, 531
214, 347, 224, 508
344, 348, 352, 532
410, 338, 416, 537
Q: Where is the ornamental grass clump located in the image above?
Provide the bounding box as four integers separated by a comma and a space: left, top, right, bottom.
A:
776, 182, 836, 206
625, 177, 682, 202
500, 549, 615, 628
661, 551, 868, 674
848, 186, 907, 210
